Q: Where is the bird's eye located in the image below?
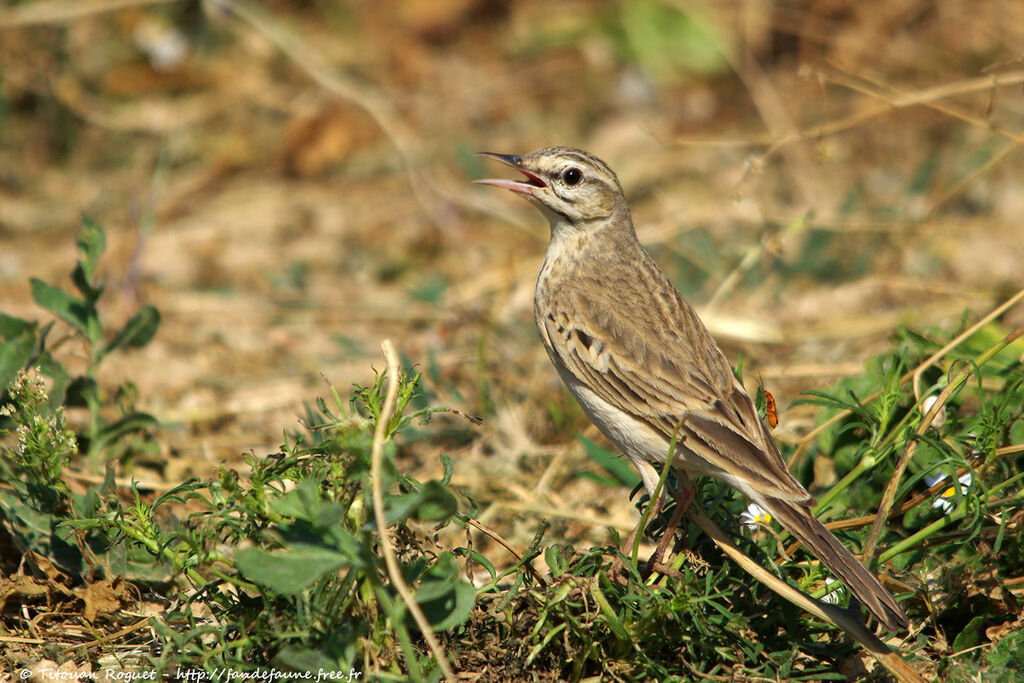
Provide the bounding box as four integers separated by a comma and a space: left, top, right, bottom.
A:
562, 168, 582, 186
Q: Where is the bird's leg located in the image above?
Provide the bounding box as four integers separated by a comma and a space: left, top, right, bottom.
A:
645, 473, 695, 576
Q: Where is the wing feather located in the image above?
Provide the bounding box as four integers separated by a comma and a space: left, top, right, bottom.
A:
538, 279, 808, 503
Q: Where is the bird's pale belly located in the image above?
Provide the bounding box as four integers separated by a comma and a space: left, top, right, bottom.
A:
552, 361, 724, 486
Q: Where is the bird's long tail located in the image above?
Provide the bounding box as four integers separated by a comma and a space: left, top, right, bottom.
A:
762, 496, 908, 631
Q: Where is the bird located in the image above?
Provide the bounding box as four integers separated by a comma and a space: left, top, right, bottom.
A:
474, 146, 908, 631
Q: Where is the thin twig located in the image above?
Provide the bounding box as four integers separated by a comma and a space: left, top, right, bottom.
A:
671, 69, 1024, 176
706, 213, 810, 311
0, 635, 47, 645
59, 617, 154, 653
669, 0, 822, 209
820, 68, 1024, 217
823, 68, 1024, 146
370, 339, 455, 683
761, 69, 1024, 164
0, 0, 180, 27
466, 518, 547, 588
911, 287, 1024, 401
926, 141, 1022, 217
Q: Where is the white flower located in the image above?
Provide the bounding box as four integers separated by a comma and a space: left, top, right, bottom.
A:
740, 503, 772, 530
924, 472, 972, 514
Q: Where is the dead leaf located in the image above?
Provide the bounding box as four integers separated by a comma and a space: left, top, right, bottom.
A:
78, 577, 128, 623
26, 550, 75, 597
0, 573, 48, 611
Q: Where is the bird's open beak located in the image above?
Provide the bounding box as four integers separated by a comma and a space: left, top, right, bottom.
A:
473, 152, 547, 195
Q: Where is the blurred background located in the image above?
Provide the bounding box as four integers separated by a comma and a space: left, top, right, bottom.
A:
2, 0, 1023, 550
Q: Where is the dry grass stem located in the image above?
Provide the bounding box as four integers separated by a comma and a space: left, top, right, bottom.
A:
0, 0, 180, 28
910, 286, 1024, 401
370, 339, 455, 682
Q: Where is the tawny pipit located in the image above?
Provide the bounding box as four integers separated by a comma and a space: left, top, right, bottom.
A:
475, 147, 908, 631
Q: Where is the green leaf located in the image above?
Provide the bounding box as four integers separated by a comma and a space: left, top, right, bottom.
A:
453, 547, 495, 582
271, 478, 347, 529
952, 615, 989, 652
65, 376, 101, 410
0, 495, 54, 552
386, 480, 457, 524
0, 315, 37, 390
271, 487, 313, 522
149, 478, 207, 510
439, 452, 453, 486
76, 215, 107, 283
0, 313, 36, 339
100, 305, 160, 358
986, 627, 1024, 673
92, 411, 159, 449
591, 580, 630, 641
71, 263, 104, 304
235, 545, 354, 594
30, 278, 101, 346
1010, 418, 1024, 447
545, 544, 575, 578
578, 434, 640, 488
413, 553, 475, 631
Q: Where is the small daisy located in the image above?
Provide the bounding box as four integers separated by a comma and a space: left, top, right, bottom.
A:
821, 577, 846, 605
924, 472, 973, 514
740, 502, 772, 530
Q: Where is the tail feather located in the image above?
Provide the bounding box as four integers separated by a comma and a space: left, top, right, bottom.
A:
762, 497, 908, 631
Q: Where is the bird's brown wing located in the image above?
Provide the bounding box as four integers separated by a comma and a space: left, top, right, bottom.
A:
537, 281, 810, 504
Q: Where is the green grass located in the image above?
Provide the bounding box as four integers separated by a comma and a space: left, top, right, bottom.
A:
2, 219, 1023, 680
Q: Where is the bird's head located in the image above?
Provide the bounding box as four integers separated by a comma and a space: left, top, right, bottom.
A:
474, 147, 629, 234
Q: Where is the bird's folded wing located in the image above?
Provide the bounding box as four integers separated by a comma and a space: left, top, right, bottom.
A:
540, 308, 810, 503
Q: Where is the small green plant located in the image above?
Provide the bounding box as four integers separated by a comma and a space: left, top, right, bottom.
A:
60, 366, 475, 676
0, 363, 160, 583
0, 215, 160, 464
0, 367, 77, 491
0, 217, 162, 580
0, 367, 77, 562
